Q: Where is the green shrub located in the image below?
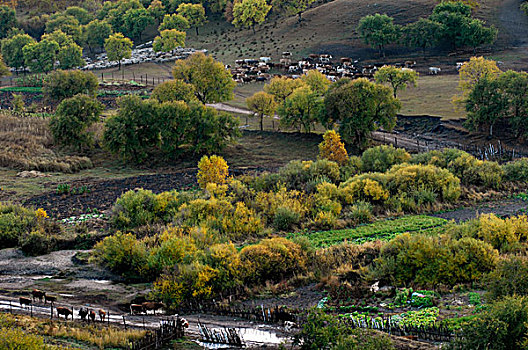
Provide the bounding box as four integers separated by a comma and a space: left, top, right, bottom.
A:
348, 201, 374, 224
372, 233, 498, 286
19, 230, 55, 256
90, 232, 149, 281
361, 145, 411, 173
43, 69, 98, 101
294, 308, 351, 350
0, 204, 37, 248
340, 155, 362, 181
240, 237, 308, 285
485, 255, 528, 300
447, 296, 528, 350
49, 94, 103, 151
332, 330, 394, 350
277, 159, 340, 192
273, 206, 301, 231
0, 327, 45, 350
111, 189, 158, 231
503, 158, 528, 182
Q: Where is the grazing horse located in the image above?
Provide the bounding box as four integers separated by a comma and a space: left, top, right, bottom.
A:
78, 307, 89, 321
130, 304, 144, 315
89, 310, 96, 322
19, 296, 32, 308
44, 295, 56, 304
98, 309, 106, 322
57, 307, 73, 320
31, 289, 45, 303
141, 301, 164, 315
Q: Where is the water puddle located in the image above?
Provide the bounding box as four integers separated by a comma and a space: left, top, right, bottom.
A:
196, 325, 288, 349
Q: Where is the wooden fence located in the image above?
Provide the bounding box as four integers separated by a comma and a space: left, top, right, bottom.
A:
128, 318, 186, 350
198, 322, 243, 347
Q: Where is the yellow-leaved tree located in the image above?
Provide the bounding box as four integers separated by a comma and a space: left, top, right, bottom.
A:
453, 56, 501, 108
197, 155, 229, 189
318, 130, 349, 165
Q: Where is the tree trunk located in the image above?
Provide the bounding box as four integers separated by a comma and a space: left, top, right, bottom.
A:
196, 26, 199, 36
260, 114, 263, 131
490, 123, 493, 136
252, 25, 256, 34
298, 12, 302, 23
118, 60, 121, 70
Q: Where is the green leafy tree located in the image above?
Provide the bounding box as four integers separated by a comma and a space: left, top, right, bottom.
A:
272, 0, 316, 22
1, 34, 35, 71
172, 52, 235, 103
159, 13, 190, 31
83, 20, 113, 52
246, 91, 277, 130
301, 70, 331, 96
402, 18, 444, 56
462, 18, 498, 53
0, 54, 9, 78
324, 78, 400, 148
357, 14, 400, 57
151, 79, 197, 103
499, 70, 528, 139
0, 5, 17, 40
42, 29, 75, 47
45, 14, 82, 44
264, 76, 306, 102
153, 29, 186, 52
177, 3, 207, 35
374, 65, 418, 98
464, 76, 507, 136
50, 94, 104, 150
22, 39, 60, 73
64, 6, 94, 25
57, 43, 85, 69
104, 32, 133, 70
123, 8, 154, 40
148, 0, 166, 23
278, 86, 323, 133
43, 70, 99, 101
232, 0, 271, 34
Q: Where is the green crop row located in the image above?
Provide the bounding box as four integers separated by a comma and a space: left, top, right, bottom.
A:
289, 215, 448, 247
0, 87, 43, 93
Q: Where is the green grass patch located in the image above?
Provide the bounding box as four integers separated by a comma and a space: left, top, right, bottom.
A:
0, 86, 42, 93
289, 215, 448, 247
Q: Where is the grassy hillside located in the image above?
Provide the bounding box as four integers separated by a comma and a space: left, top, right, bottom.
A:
186, 0, 507, 65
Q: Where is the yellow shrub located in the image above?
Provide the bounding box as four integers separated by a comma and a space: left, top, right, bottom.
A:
205, 182, 229, 198
35, 208, 48, 220
197, 155, 229, 189
313, 211, 338, 229
340, 178, 389, 204
177, 197, 233, 227
221, 202, 264, 240
319, 130, 349, 165
254, 186, 308, 223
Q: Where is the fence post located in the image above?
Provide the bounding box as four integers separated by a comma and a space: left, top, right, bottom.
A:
122, 315, 127, 330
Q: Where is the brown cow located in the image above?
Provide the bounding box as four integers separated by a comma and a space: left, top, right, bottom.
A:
19, 296, 32, 308
78, 307, 89, 321
130, 304, 144, 315
98, 309, 106, 322
57, 306, 73, 320
89, 310, 96, 322
44, 295, 56, 304
31, 289, 45, 303
142, 301, 164, 315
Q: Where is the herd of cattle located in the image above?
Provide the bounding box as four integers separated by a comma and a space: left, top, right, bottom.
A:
17, 289, 168, 322
229, 52, 451, 84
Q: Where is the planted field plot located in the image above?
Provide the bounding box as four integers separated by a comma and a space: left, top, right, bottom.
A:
291, 215, 448, 247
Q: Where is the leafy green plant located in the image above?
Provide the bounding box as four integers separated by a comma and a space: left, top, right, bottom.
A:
56, 184, 70, 195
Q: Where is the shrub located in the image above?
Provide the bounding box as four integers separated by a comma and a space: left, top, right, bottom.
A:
503, 158, 528, 182
49, 94, 103, 151
43, 69, 98, 101
447, 296, 528, 350
361, 145, 411, 173
273, 206, 301, 231
19, 230, 55, 256
240, 237, 308, 285
348, 201, 374, 224
254, 186, 307, 225
340, 156, 362, 181
446, 214, 528, 252
0, 327, 45, 350
0, 204, 37, 248
372, 233, 498, 286
150, 79, 197, 103
91, 232, 149, 280
486, 255, 528, 300
111, 189, 158, 231
333, 329, 394, 350
276, 159, 340, 192
319, 130, 349, 165
197, 155, 229, 189
340, 178, 389, 204
221, 202, 264, 240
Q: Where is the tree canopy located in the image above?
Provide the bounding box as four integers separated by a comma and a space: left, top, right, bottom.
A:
246, 91, 278, 130
104, 32, 133, 70
172, 52, 235, 103
374, 66, 418, 98
153, 29, 186, 52
177, 3, 207, 35
0, 5, 17, 40
232, 0, 271, 34
1, 34, 35, 71
357, 14, 400, 57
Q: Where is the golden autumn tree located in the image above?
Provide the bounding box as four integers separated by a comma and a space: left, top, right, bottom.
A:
453, 56, 501, 108
318, 130, 349, 165
197, 155, 229, 189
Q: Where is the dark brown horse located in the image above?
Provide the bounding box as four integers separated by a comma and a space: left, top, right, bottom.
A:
57, 306, 73, 320
31, 289, 45, 303
142, 301, 164, 315
19, 296, 32, 308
